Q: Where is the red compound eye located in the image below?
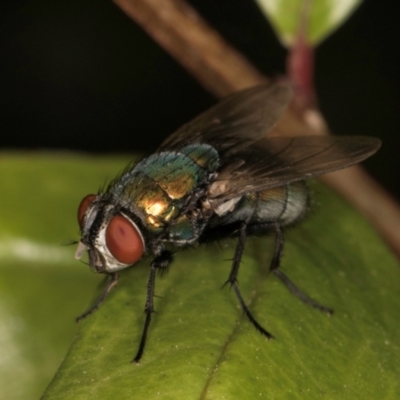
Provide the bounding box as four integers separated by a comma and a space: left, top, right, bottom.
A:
77, 194, 96, 228
106, 215, 144, 264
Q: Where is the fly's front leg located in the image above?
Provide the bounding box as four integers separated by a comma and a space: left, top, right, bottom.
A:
226, 221, 273, 339
132, 250, 173, 363
270, 223, 333, 315
76, 273, 118, 322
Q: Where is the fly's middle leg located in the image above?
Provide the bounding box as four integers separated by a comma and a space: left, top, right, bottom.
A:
225, 221, 274, 339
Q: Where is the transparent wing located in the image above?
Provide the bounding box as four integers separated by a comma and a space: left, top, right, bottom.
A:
209, 135, 381, 199
158, 82, 292, 155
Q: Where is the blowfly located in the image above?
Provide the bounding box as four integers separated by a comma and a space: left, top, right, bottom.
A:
75, 82, 381, 362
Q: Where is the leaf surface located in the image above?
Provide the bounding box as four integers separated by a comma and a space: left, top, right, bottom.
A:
0, 153, 399, 400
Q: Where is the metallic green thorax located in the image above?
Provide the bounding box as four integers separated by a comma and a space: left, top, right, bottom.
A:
109, 144, 219, 243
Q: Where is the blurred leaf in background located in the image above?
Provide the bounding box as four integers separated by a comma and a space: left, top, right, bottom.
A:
255, 0, 362, 45
0, 154, 128, 399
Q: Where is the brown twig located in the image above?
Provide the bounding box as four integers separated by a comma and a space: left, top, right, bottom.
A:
112, 0, 400, 258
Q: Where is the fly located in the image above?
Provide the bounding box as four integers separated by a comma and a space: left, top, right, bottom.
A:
75, 82, 381, 362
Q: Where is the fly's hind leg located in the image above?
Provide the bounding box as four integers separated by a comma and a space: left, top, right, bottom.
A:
269, 223, 333, 315
76, 272, 119, 322
225, 221, 274, 339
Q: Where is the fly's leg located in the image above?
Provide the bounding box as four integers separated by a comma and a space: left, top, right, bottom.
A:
76, 273, 119, 322
225, 221, 274, 339
270, 223, 333, 315
132, 250, 173, 363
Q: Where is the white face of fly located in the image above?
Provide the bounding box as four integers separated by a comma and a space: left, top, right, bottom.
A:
76, 195, 145, 274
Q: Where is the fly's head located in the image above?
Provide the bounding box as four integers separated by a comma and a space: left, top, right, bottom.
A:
75, 194, 145, 273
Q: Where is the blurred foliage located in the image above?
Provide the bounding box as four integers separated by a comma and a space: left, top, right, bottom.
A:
0, 153, 128, 399
255, 0, 362, 45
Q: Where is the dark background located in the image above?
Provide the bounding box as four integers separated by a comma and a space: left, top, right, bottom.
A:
1, 0, 399, 198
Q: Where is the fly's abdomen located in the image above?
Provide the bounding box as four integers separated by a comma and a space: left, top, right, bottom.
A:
254, 181, 309, 226
262, 181, 309, 226
214, 181, 309, 228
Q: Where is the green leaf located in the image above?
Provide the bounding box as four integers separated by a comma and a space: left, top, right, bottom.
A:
255, 0, 363, 45
1, 153, 399, 400
0, 153, 128, 400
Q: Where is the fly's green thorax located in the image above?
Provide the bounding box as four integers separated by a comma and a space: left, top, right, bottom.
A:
109, 144, 219, 242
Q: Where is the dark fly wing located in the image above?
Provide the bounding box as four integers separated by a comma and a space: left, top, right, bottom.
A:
157, 82, 292, 155
209, 135, 381, 199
